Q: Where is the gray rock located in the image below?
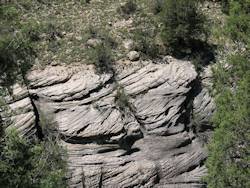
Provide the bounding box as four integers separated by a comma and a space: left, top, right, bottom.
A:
0, 83, 37, 137
2, 56, 215, 188
86, 38, 102, 48
127, 51, 140, 61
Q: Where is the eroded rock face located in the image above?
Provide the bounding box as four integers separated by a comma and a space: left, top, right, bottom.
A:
2, 58, 214, 188
1, 84, 37, 137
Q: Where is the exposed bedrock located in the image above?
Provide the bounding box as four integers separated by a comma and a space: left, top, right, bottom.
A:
0, 83, 37, 137
3, 58, 215, 187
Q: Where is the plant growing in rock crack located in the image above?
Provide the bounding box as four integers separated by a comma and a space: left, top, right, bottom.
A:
115, 86, 134, 116
38, 109, 60, 139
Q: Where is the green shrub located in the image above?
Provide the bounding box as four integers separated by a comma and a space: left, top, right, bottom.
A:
220, 0, 230, 13
150, 0, 164, 15
206, 54, 250, 188
0, 5, 19, 21
226, 0, 250, 45
213, 54, 250, 91
88, 43, 113, 74
133, 29, 159, 59
117, 0, 137, 17
160, 0, 207, 55
115, 86, 133, 114
0, 34, 35, 90
86, 28, 116, 73
0, 129, 67, 188
206, 1, 250, 185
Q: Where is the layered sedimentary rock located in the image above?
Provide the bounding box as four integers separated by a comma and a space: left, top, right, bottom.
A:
2, 57, 214, 187
1, 84, 37, 137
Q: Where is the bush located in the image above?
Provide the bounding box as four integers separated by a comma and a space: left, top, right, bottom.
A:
206, 54, 250, 188
150, 0, 164, 15
206, 1, 250, 185
160, 0, 207, 55
226, 0, 250, 45
0, 35, 34, 90
0, 129, 67, 188
117, 0, 137, 17
133, 29, 159, 59
115, 86, 131, 113
88, 43, 113, 74
86, 28, 116, 74
220, 0, 230, 13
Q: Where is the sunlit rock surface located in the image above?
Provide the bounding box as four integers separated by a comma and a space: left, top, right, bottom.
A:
3, 58, 214, 187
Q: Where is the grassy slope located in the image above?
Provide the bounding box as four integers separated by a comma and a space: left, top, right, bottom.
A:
0, 0, 158, 69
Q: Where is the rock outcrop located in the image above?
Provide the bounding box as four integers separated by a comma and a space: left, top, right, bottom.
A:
1, 84, 37, 137
2, 57, 215, 187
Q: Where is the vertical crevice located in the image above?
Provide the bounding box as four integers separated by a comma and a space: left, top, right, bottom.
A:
180, 76, 203, 133
98, 170, 103, 188
28, 94, 44, 140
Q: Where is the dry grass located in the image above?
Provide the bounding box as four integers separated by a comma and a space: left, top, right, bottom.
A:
5, 0, 156, 69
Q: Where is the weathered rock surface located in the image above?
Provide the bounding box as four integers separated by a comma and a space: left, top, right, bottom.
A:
1, 84, 37, 137
193, 65, 215, 133
2, 58, 214, 187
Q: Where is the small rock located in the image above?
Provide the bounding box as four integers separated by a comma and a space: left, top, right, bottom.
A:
51, 61, 59, 66
127, 51, 140, 61
163, 55, 174, 64
86, 38, 102, 48
76, 36, 83, 41
108, 21, 112, 26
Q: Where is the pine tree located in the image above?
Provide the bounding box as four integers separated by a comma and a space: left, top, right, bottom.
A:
160, 0, 207, 55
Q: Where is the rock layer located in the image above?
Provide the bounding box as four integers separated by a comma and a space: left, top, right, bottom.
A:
2, 58, 214, 187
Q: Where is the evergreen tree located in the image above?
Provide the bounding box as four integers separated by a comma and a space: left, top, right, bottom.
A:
206, 54, 250, 188
0, 129, 67, 188
226, 0, 250, 46
160, 0, 207, 55
206, 1, 250, 187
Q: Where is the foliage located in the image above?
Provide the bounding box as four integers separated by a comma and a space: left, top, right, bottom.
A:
218, 0, 230, 13
226, 0, 250, 46
86, 28, 116, 74
0, 35, 34, 90
0, 2, 37, 90
88, 43, 114, 74
133, 28, 159, 59
213, 54, 250, 91
206, 54, 250, 187
0, 129, 67, 188
115, 86, 134, 115
205, 0, 250, 186
206, 75, 250, 188
160, 0, 207, 56
0, 1, 63, 89
150, 0, 164, 15
117, 0, 137, 17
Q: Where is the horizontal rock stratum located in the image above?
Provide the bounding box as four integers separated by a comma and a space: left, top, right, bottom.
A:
3, 57, 215, 187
